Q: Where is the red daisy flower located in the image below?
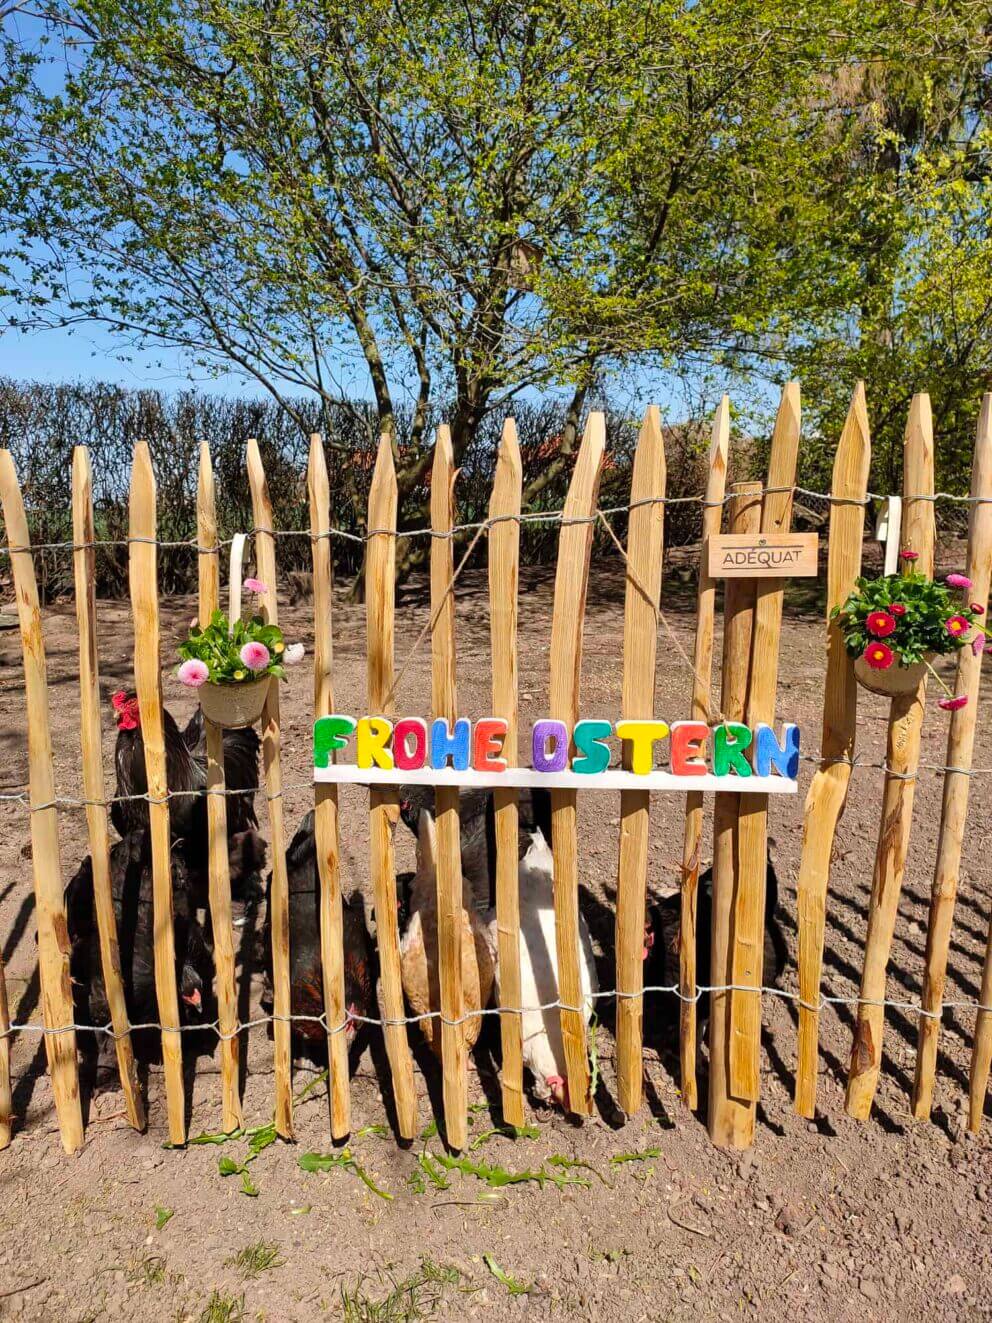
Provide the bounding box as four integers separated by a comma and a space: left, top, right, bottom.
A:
938, 695, 969, 711
945, 615, 970, 637
971, 603, 985, 614
900, 549, 919, 561
889, 602, 907, 617
863, 642, 894, 671
866, 610, 897, 638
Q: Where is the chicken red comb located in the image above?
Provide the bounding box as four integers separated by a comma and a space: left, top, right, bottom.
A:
111, 692, 141, 730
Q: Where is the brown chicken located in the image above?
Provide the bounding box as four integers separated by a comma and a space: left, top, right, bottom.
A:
399, 808, 496, 1055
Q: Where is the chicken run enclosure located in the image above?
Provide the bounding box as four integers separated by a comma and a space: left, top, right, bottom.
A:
1, 381, 992, 1162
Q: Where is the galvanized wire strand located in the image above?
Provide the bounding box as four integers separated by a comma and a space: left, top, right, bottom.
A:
0, 483, 986, 560
3, 983, 989, 1044
4, 742, 992, 816
0, 780, 314, 812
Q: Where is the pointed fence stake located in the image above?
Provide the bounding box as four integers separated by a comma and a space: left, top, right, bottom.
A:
196, 442, 243, 1133
488, 420, 525, 1127
128, 441, 186, 1146
615, 407, 666, 1116
246, 438, 294, 1139
794, 384, 871, 1118
431, 426, 468, 1150
708, 482, 761, 1148
846, 395, 935, 1120
913, 396, 991, 1121
548, 413, 606, 1117
1, 451, 84, 1153
366, 437, 419, 1140
73, 446, 145, 1132
308, 433, 352, 1139
680, 397, 730, 1109
730, 383, 800, 1102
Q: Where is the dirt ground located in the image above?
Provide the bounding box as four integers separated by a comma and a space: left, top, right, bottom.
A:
1, 553, 991, 1322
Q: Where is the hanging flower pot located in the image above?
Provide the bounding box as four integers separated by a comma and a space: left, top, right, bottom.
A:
175, 533, 305, 728
197, 675, 271, 729
834, 564, 986, 708
853, 652, 929, 697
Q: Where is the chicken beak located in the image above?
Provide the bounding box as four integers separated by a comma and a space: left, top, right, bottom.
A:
182, 987, 202, 1011
548, 1075, 569, 1110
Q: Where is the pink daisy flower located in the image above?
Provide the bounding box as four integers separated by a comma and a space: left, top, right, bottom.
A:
243, 577, 267, 595
938, 695, 968, 711
178, 658, 210, 688
973, 635, 986, 657
889, 603, 907, 616
945, 615, 970, 638
866, 610, 897, 638
240, 641, 271, 671
970, 603, 985, 614
863, 642, 894, 671
900, 549, 919, 561
946, 573, 973, 590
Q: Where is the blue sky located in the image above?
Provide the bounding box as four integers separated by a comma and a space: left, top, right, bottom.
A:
3, 322, 274, 396
2, 317, 729, 424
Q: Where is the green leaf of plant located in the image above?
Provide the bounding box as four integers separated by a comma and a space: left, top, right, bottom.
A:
190, 1127, 243, 1146
483, 1254, 531, 1296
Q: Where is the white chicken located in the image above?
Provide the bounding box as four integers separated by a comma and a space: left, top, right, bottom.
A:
490, 828, 599, 1110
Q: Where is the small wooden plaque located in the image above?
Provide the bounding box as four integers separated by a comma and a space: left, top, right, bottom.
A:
708, 532, 819, 578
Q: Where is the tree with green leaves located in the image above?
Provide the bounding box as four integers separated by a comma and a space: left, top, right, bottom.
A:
770, 56, 992, 497
0, 0, 989, 530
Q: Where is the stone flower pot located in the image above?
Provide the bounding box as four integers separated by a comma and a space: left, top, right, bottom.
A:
854, 653, 929, 697
198, 676, 270, 729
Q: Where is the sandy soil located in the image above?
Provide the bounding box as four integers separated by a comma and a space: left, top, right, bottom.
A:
0, 555, 990, 1322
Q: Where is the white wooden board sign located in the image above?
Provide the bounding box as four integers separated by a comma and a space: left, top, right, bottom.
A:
313, 714, 800, 794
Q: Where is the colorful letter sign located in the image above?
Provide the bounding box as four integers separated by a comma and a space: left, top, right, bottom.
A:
313, 714, 800, 793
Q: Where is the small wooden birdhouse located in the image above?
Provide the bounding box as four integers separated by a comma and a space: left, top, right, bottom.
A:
507, 238, 544, 290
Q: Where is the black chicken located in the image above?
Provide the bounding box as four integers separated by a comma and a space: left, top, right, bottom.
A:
645, 856, 788, 1040
109, 690, 264, 899
65, 829, 215, 1083
263, 810, 377, 1061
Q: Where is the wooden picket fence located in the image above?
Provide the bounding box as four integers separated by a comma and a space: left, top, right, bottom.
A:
1, 383, 992, 1157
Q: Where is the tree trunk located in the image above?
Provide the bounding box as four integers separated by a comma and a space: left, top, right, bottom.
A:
389, 377, 590, 585
521, 380, 588, 506
392, 387, 489, 582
